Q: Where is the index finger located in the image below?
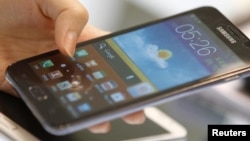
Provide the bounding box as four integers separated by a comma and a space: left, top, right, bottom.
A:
37, 0, 88, 56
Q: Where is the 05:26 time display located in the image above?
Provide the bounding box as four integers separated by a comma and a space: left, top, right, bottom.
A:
175, 24, 217, 56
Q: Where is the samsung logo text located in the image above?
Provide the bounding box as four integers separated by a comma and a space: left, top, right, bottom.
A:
217, 26, 237, 44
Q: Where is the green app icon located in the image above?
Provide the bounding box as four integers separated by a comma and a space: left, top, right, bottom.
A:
40, 60, 54, 68
75, 49, 88, 57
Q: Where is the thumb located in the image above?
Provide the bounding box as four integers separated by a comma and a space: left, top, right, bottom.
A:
37, 0, 88, 56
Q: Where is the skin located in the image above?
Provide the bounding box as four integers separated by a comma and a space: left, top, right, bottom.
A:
0, 0, 145, 134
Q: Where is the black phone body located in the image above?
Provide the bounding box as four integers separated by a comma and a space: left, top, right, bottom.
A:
5, 7, 250, 135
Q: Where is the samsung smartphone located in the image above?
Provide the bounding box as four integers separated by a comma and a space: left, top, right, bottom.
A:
0, 113, 40, 141
57, 107, 187, 141
113, 107, 187, 141
5, 6, 250, 135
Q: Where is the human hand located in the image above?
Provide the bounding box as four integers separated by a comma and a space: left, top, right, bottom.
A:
0, 0, 145, 133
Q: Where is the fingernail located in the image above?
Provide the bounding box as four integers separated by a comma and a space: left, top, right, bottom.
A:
64, 31, 77, 57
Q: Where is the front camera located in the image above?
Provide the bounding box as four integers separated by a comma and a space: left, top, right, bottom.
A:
244, 41, 250, 48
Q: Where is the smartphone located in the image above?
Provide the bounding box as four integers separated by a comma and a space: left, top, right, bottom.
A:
111, 107, 187, 141
5, 6, 250, 135
50, 107, 187, 141
0, 112, 40, 141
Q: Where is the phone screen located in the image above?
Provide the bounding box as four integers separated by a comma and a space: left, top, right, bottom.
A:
26, 13, 246, 124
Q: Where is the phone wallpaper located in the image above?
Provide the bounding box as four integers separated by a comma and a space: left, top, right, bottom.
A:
112, 22, 209, 91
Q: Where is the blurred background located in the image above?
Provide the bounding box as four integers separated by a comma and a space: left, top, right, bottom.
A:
78, 1, 250, 140
80, 0, 250, 33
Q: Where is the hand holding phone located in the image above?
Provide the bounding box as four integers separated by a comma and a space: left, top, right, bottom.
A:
0, 0, 89, 95
0, 0, 146, 135
6, 7, 250, 135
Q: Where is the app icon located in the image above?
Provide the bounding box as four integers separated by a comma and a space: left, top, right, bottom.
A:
86, 74, 94, 82
85, 60, 98, 67
94, 84, 104, 93
110, 92, 125, 103
75, 49, 88, 57
59, 96, 68, 104
126, 75, 135, 80
48, 70, 63, 79
127, 82, 154, 98
100, 80, 117, 91
92, 70, 106, 80
33, 65, 39, 70
66, 92, 82, 102
39, 59, 54, 68
41, 74, 49, 82
50, 86, 58, 92
77, 103, 91, 113
56, 81, 72, 91
60, 64, 67, 68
